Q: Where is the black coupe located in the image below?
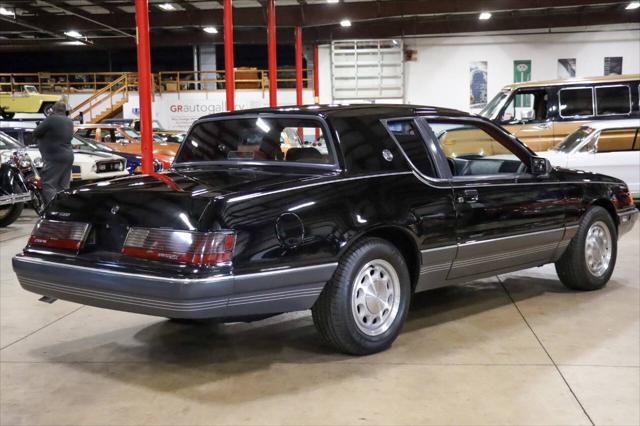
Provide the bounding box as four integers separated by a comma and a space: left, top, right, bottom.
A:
13, 105, 638, 354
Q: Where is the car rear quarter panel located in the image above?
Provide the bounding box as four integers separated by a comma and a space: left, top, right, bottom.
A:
214, 172, 456, 276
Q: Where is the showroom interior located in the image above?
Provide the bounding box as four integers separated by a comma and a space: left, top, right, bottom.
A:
1, 0, 639, 425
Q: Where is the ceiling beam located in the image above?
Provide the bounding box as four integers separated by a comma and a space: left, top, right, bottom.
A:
0, 14, 93, 45
3, 0, 631, 32
1, 7, 637, 51
175, 1, 200, 11
36, 0, 135, 38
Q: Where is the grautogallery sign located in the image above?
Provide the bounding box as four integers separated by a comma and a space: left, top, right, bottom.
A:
123, 90, 315, 130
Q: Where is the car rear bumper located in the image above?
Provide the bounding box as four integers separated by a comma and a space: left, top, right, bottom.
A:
12, 255, 336, 319
618, 208, 638, 237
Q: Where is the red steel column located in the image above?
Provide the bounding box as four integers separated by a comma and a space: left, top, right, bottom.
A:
313, 45, 320, 140
224, 0, 235, 111
267, 0, 277, 107
295, 26, 303, 106
135, 0, 154, 174
313, 45, 319, 104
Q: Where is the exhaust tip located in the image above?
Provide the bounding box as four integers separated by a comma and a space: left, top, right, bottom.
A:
38, 296, 57, 304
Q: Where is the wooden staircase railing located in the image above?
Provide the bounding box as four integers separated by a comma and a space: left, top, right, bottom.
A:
70, 74, 130, 123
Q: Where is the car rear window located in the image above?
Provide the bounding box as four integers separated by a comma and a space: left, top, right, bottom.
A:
176, 117, 335, 166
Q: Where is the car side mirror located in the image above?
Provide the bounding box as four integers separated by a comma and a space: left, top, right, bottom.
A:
531, 157, 551, 176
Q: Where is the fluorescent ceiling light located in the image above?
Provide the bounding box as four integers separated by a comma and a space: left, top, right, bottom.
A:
479, 12, 492, 20
158, 3, 175, 11
0, 7, 15, 16
64, 30, 83, 38
327, 0, 339, 3
203, 26, 218, 34
340, 19, 351, 27
626, 2, 640, 9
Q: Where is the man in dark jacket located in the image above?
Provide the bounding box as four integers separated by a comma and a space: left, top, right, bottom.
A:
33, 101, 74, 203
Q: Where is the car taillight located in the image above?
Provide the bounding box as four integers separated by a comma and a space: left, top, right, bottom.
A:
122, 228, 236, 266
28, 219, 91, 251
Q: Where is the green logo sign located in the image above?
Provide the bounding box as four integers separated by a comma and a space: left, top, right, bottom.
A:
514, 60, 531, 107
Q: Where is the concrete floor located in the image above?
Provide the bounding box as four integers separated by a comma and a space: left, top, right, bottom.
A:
1, 211, 638, 426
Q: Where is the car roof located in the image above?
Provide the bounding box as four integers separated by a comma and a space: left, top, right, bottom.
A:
501, 73, 640, 90
197, 104, 471, 122
581, 119, 640, 131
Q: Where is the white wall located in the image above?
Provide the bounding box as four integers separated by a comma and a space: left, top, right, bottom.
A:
318, 45, 333, 106
316, 25, 640, 112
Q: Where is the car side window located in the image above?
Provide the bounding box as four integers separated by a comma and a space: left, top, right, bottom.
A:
386, 120, 436, 177
331, 115, 407, 174
426, 120, 527, 177
84, 129, 97, 140
500, 89, 548, 123
595, 128, 638, 152
595, 86, 631, 116
559, 87, 594, 118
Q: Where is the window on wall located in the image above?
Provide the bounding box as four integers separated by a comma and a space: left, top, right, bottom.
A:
559, 88, 594, 118
595, 85, 631, 116
331, 39, 404, 100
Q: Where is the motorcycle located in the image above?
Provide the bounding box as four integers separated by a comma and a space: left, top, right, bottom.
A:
0, 150, 44, 227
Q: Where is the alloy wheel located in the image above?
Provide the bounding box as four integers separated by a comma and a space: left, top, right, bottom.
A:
351, 259, 401, 336
585, 220, 612, 277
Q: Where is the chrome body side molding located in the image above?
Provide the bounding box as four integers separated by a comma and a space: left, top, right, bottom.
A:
417, 226, 576, 292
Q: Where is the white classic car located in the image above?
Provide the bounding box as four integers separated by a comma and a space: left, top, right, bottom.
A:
0, 125, 129, 183
538, 120, 640, 198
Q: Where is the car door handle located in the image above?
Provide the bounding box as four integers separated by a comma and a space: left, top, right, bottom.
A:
456, 189, 479, 204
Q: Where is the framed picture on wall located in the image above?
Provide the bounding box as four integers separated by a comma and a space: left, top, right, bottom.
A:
557, 58, 576, 79
514, 60, 531, 107
469, 61, 488, 109
604, 57, 623, 75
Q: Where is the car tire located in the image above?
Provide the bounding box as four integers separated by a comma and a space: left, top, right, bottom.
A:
41, 103, 55, 116
0, 203, 24, 227
312, 237, 411, 355
555, 206, 617, 291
